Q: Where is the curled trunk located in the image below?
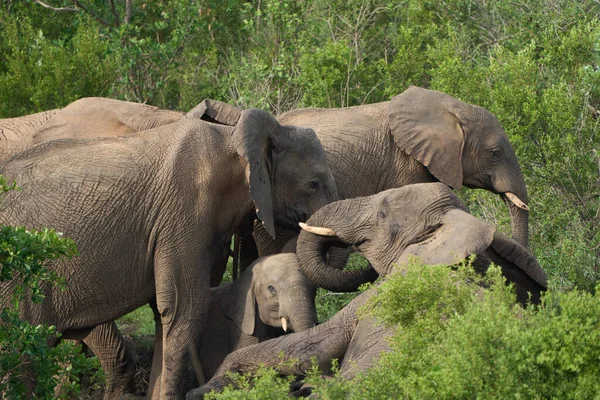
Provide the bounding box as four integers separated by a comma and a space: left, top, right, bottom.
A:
297, 197, 379, 292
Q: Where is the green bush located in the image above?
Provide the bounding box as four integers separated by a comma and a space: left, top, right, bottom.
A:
0, 176, 101, 398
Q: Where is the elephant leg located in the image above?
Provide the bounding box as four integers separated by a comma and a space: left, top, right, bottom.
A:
154, 251, 210, 399
238, 213, 259, 272
339, 317, 394, 380
147, 299, 162, 399
210, 236, 232, 287
82, 321, 140, 399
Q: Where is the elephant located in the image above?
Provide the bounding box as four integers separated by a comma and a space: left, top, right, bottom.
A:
0, 105, 337, 399
248, 86, 530, 274
187, 183, 547, 398
0, 97, 185, 160
90, 253, 317, 399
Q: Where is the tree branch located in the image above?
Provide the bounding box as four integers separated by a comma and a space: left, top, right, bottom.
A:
71, 0, 112, 27
33, 0, 79, 12
109, 0, 120, 27
124, 0, 132, 24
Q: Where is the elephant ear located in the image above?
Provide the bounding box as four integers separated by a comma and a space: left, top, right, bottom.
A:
485, 231, 547, 305
396, 209, 495, 267
221, 266, 256, 336
389, 86, 468, 189
232, 109, 278, 239
186, 99, 241, 126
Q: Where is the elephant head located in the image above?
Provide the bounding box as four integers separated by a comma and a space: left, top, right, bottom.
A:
231, 108, 338, 238
389, 86, 529, 247
296, 183, 546, 304
221, 253, 318, 335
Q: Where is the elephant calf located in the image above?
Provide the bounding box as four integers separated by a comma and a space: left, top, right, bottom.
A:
94, 253, 317, 398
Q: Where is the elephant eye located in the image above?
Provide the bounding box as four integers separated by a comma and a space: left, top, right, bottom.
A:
268, 285, 277, 295
490, 149, 502, 160
307, 179, 321, 193
377, 210, 387, 220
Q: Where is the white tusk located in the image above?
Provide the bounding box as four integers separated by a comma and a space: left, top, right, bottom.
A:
505, 192, 529, 211
299, 222, 337, 237
281, 317, 288, 332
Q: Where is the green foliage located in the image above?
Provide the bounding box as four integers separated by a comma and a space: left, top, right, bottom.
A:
333, 264, 600, 399
204, 364, 295, 400
0, 12, 120, 117
0, 176, 101, 397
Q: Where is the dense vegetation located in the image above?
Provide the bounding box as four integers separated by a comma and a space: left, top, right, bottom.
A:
1, 0, 599, 397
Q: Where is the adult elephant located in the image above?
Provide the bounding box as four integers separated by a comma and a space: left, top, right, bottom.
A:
250, 86, 530, 268
0, 106, 336, 399
0, 97, 184, 160
296, 183, 545, 302
187, 183, 546, 399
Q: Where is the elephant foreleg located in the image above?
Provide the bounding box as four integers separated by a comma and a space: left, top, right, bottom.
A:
154, 251, 211, 399
147, 299, 162, 399
339, 317, 394, 380
82, 321, 140, 399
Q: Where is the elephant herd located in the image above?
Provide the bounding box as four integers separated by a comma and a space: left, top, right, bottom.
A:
0, 86, 546, 399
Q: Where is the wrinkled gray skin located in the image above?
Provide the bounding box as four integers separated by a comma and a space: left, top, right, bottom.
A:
95, 253, 317, 399
250, 86, 530, 274
0, 97, 184, 160
187, 183, 546, 399
0, 106, 336, 399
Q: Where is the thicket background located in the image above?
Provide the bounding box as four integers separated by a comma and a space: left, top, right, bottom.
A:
1, 0, 600, 397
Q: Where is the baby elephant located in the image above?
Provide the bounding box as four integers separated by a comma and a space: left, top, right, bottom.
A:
197, 252, 318, 380
98, 253, 317, 398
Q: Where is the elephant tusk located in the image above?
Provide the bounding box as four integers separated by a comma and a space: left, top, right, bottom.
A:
281, 317, 289, 332
299, 222, 337, 237
505, 192, 530, 211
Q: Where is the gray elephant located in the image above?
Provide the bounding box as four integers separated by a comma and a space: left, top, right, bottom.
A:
187, 183, 547, 398
249, 86, 530, 272
94, 253, 317, 399
0, 105, 336, 399
0, 97, 185, 160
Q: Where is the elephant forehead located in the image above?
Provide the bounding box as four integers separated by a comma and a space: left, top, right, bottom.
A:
377, 183, 458, 208
255, 254, 302, 277
284, 126, 325, 152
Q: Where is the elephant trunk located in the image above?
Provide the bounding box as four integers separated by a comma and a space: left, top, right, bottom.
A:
279, 281, 318, 332
297, 197, 379, 292
505, 195, 529, 249
496, 166, 529, 249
